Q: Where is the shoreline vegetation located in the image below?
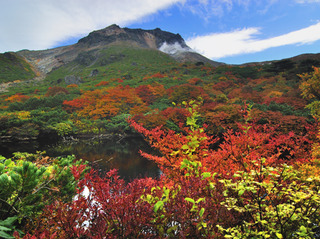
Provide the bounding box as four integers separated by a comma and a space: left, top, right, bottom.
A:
0, 132, 140, 143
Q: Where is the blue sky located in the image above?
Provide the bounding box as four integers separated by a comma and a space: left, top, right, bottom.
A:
1, 0, 320, 64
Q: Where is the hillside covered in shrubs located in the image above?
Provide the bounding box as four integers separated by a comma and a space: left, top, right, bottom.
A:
1, 47, 320, 140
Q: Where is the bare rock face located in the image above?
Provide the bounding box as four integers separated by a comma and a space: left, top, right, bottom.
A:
18, 45, 81, 74
77, 24, 188, 50
64, 75, 82, 85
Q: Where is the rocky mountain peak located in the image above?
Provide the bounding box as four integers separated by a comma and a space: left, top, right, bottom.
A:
77, 24, 188, 50
100, 24, 125, 36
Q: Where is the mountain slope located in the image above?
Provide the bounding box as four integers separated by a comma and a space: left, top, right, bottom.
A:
0, 52, 36, 83
16, 24, 222, 77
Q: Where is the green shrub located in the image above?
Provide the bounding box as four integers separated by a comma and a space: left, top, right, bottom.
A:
0, 153, 87, 236
8, 94, 72, 111
218, 159, 320, 238
254, 101, 309, 117
51, 121, 74, 136
105, 114, 132, 133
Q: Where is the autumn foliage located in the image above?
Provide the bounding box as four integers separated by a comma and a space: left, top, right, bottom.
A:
45, 86, 69, 97
5, 93, 30, 103
130, 101, 312, 178
2, 64, 320, 237
63, 85, 144, 119
15, 99, 320, 238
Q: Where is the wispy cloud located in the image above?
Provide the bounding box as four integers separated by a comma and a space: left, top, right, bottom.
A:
179, 0, 277, 20
186, 22, 320, 59
179, 0, 234, 19
0, 0, 182, 52
295, 0, 320, 3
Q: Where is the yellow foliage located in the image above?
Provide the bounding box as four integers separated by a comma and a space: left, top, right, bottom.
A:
16, 111, 31, 120
267, 90, 283, 98
296, 160, 320, 181
299, 67, 320, 100
67, 84, 79, 88
218, 76, 228, 81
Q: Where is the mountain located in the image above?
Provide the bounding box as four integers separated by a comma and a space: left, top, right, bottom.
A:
14, 24, 222, 77
1, 24, 320, 87
78, 24, 188, 48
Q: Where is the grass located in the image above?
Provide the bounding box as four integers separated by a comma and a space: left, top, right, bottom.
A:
42, 44, 186, 90
0, 52, 36, 83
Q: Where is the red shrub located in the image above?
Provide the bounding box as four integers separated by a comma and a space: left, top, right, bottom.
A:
45, 86, 69, 97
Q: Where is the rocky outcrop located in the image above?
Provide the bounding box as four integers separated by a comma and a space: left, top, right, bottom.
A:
78, 24, 188, 50
89, 69, 99, 77
64, 75, 82, 85
17, 45, 80, 74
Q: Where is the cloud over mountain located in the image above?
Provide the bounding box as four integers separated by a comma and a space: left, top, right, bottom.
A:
2, 0, 320, 64
0, 0, 182, 52
187, 22, 320, 59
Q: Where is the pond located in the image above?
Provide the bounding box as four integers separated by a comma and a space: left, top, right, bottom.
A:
0, 136, 161, 181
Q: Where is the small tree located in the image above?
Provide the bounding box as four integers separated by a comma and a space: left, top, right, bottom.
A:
0, 152, 87, 237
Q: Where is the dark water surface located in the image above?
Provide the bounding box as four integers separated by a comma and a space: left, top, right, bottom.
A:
0, 136, 161, 181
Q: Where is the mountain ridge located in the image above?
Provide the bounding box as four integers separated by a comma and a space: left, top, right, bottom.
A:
77, 24, 188, 49
1, 24, 320, 88
15, 24, 223, 76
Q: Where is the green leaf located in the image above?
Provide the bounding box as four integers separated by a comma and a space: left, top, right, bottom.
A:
0, 231, 14, 239
260, 220, 268, 224
166, 225, 178, 234
4, 159, 12, 167
300, 225, 307, 233
224, 235, 234, 238
201, 172, 211, 179
181, 145, 189, 150
185, 197, 195, 204
163, 188, 170, 198
199, 207, 205, 217
0, 226, 11, 231
276, 233, 283, 238
153, 201, 164, 213
209, 182, 215, 190
238, 189, 245, 196
0, 217, 18, 227
196, 198, 205, 204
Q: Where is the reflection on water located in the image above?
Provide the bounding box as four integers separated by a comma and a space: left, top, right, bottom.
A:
0, 136, 161, 181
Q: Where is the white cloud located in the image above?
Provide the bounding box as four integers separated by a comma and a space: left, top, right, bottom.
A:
186, 22, 320, 59
159, 42, 192, 54
0, 0, 182, 53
